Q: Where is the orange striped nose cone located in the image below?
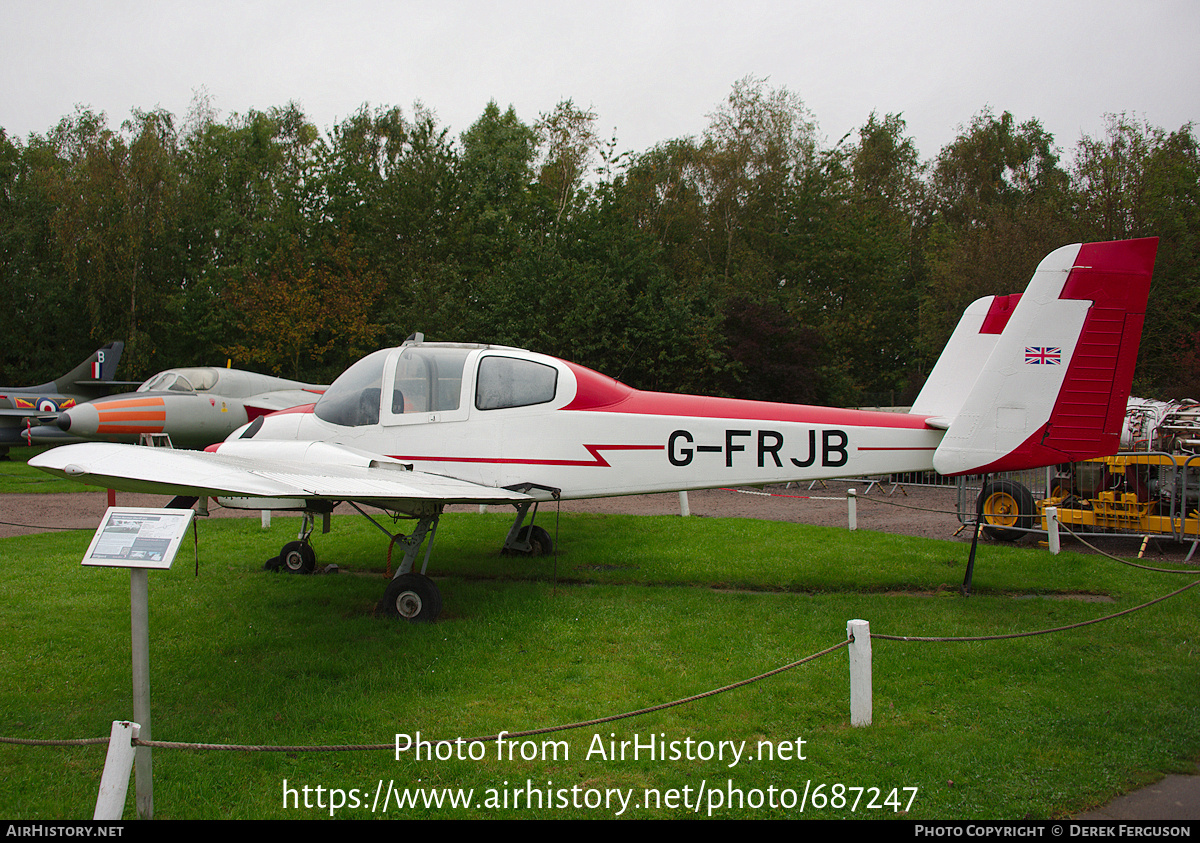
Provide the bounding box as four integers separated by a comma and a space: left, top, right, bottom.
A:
61, 397, 168, 436
95, 396, 166, 434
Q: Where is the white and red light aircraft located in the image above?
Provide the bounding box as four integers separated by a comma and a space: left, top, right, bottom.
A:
31, 239, 1158, 622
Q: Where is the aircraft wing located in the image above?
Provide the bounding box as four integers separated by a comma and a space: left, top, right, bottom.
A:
28, 441, 533, 511
0, 408, 60, 421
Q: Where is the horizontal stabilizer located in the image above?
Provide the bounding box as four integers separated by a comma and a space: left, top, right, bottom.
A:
911, 295, 1010, 420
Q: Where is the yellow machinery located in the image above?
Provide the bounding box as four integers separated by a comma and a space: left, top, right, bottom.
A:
977, 400, 1200, 552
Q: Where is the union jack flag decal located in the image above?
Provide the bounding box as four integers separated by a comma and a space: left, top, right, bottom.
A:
1025, 346, 1061, 365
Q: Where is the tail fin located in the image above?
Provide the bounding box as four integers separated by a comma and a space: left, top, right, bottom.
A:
52, 342, 124, 394
913, 238, 1157, 476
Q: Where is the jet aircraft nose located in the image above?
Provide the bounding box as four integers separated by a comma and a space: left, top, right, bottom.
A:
57, 403, 98, 435
57, 395, 168, 440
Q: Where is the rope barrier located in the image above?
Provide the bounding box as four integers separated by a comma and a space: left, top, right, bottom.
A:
1056, 520, 1200, 573
873, 579, 1200, 642
0, 736, 109, 747
0, 519, 87, 531
2, 639, 850, 754
5, 486, 1195, 758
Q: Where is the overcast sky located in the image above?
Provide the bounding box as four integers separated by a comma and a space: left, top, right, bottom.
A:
2, 0, 1197, 165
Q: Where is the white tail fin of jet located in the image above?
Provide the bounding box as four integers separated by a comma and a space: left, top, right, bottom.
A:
912, 238, 1157, 476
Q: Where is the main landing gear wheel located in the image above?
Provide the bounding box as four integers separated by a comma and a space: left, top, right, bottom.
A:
379, 573, 443, 623
276, 540, 317, 574
977, 479, 1035, 542
517, 525, 554, 556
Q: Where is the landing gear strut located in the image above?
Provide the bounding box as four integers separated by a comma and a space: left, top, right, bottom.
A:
260, 491, 559, 623
501, 499, 556, 556
348, 504, 444, 623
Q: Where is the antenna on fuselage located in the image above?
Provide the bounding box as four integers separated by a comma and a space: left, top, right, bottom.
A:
404, 332, 424, 344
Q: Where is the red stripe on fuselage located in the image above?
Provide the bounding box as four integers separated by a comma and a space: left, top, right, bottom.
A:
390, 443, 935, 467
561, 362, 932, 429
389, 443, 664, 468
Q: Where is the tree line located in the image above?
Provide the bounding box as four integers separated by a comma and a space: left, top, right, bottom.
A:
1, 78, 1196, 405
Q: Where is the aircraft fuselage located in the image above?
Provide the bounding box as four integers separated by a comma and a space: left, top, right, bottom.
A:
235, 344, 942, 500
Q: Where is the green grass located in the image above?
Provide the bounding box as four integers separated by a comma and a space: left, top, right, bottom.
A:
1, 510, 1197, 819
0, 447, 90, 494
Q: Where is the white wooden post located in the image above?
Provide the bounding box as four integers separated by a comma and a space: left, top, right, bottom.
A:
1045, 506, 1060, 555
847, 619, 872, 726
847, 489, 858, 531
94, 721, 140, 820
678, 491, 690, 517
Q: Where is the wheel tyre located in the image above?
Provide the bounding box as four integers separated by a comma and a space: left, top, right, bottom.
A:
279, 540, 316, 574
379, 573, 442, 623
977, 479, 1035, 542
517, 524, 554, 556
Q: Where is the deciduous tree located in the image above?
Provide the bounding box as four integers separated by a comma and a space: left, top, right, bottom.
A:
221, 232, 383, 379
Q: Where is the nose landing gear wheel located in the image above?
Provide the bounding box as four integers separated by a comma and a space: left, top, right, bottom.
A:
379, 573, 442, 623
277, 540, 317, 574
517, 524, 554, 556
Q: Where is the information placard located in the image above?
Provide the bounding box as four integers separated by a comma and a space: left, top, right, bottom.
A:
81, 507, 195, 570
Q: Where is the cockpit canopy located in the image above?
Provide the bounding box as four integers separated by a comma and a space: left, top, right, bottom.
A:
315, 347, 471, 426
313, 344, 560, 427
137, 368, 219, 394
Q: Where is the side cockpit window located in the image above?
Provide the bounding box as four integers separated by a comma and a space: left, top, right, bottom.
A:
475, 356, 557, 410
391, 348, 467, 415
175, 368, 218, 391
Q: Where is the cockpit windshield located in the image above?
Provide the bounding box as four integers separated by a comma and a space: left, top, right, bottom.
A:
313, 349, 390, 427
